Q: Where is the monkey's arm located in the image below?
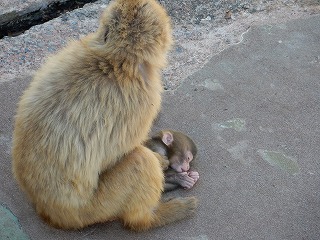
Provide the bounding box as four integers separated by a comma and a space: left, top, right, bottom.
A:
164, 182, 179, 192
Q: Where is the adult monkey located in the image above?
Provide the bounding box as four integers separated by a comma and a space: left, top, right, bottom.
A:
12, 0, 197, 232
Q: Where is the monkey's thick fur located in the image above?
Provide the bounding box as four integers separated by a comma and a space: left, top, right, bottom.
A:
12, 0, 197, 231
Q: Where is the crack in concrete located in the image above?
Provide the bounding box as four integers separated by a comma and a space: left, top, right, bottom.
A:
0, 0, 98, 39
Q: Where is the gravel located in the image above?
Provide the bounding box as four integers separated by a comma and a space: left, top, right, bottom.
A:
0, 0, 319, 89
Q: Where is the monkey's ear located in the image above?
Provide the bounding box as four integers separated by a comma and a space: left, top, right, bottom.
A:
161, 131, 174, 146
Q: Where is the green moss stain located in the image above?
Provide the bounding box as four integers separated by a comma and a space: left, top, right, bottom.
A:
203, 79, 224, 91
258, 150, 299, 174
0, 205, 30, 240
219, 118, 246, 132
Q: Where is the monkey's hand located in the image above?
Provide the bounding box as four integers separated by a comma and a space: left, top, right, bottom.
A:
172, 172, 199, 189
187, 171, 199, 185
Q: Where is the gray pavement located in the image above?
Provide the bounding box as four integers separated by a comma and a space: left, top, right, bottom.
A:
1, 5, 320, 240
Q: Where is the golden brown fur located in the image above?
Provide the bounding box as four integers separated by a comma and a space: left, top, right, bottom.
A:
12, 0, 197, 231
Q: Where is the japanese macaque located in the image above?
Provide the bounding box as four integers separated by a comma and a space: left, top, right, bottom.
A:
145, 130, 199, 191
12, 0, 197, 232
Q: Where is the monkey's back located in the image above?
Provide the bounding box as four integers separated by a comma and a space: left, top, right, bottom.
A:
12, 37, 163, 207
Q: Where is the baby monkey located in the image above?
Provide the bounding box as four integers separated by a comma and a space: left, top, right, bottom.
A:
145, 130, 199, 191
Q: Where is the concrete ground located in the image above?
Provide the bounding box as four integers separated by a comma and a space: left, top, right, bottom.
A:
1, 1, 320, 239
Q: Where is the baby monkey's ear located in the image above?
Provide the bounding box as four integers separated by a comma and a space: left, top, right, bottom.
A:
161, 131, 174, 146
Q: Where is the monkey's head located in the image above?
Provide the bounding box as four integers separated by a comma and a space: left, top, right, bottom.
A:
159, 130, 197, 173
95, 0, 173, 66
